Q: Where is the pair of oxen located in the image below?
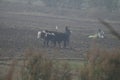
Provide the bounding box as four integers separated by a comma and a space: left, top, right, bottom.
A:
37, 27, 71, 48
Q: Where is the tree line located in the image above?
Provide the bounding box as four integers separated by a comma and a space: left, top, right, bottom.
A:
41, 0, 120, 11
1, 0, 120, 11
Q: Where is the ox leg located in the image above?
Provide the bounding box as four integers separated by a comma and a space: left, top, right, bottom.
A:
58, 41, 62, 48
43, 39, 49, 47
63, 41, 67, 48
46, 40, 50, 47
43, 40, 46, 46
53, 41, 57, 47
50, 40, 55, 47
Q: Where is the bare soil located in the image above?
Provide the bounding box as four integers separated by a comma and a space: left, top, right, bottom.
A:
0, 2, 120, 58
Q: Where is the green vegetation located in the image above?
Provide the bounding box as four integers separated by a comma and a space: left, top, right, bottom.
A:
20, 49, 79, 80
0, 48, 120, 80
79, 48, 120, 80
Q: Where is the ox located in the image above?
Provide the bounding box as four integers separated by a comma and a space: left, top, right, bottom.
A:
37, 26, 71, 48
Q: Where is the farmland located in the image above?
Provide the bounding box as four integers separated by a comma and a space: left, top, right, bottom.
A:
0, 2, 120, 58
0, 1, 120, 80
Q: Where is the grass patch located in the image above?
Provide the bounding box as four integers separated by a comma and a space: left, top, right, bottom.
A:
0, 48, 120, 80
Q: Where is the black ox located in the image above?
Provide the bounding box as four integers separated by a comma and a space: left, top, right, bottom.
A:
37, 27, 71, 48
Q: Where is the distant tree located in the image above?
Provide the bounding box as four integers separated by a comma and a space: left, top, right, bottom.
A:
76, 0, 84, 9
67, 0, 84, 9
88, 0, 119, 11
88, 0, 101, 7
104, 0, 119, 11
27, 0, 33, 5
41, 0, 84, 9
41, 0, 120, 11
41, 0, 55, 7
0, 0, 3, 2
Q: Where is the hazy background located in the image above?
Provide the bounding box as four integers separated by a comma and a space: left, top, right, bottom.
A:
0, 0, 120, 20
0, 0, 120, 57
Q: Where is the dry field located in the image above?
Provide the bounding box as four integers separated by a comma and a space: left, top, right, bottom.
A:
0, 2, 120, 58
